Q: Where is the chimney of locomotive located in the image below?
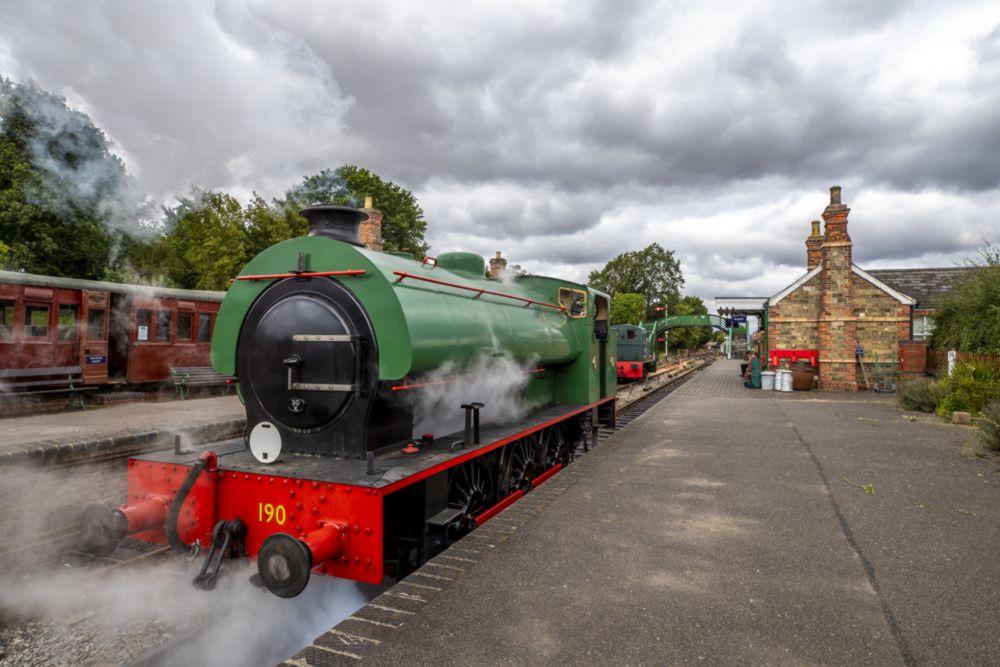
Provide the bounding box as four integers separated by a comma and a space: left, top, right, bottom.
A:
300, 205, 368, 246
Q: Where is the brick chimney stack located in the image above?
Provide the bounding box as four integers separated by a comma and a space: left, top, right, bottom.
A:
488, 251, 507, 279
359, 195, 384, 252
818, 185, 856, 390
805, 220, 822, 269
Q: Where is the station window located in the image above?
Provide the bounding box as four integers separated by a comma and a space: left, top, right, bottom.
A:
25, 305, 49, 338
58, 305, 79, 341
558, 288, 588, 318
136, 309, 152, 342
177, 312, 193, 341
0, 300, 13, 340
87, 309, 106, 339
913, 315, 935, 341
197, 313, 213, 342
156, 310, 172, 342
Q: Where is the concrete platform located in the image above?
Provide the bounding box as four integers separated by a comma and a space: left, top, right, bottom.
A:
289, 359, 1000, 666
0, 395, 245, 465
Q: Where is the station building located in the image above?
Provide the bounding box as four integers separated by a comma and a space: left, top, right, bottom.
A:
718, 186, 973, 391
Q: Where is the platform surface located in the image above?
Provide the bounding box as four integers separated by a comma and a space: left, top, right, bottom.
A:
323, 359, 999, 666
0, 395, 245, 464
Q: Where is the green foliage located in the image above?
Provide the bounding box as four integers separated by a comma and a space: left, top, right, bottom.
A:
609, 293, 646, 325
978, 400, 1000, 451
897, 378, 945, 413
0, 77, 144, 279
164, 191, 248, 290
587, 243, 684, 318
931, 243, 1000, 354
282, 165, 429, 256
935, 360, 1000, 417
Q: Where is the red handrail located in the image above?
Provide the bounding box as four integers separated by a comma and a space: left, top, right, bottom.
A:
393, 271, 566, 312
236, 270, 367, 281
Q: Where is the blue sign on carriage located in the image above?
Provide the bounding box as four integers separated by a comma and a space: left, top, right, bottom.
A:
86, 355, 107, 364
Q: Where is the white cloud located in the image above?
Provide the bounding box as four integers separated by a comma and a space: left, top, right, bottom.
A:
2, 0, 999, 308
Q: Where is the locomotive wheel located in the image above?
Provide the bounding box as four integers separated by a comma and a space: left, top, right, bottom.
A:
448, 459, 495, 527
501, 435, 538, 496
541, 423, 569, 469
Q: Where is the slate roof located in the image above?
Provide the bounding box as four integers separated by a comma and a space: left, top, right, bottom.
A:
864, 267, 977, 310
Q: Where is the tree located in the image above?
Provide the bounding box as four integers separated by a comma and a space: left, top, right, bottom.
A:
610, 293, 646, 325
281, 165, 429, 256
931, 243, 1000, 354
588, 243, 684, 319
0, 78, 144, 279
244, 193, 300, 259
163, 191, 247, 290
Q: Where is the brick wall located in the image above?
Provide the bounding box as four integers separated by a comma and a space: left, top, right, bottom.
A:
767, 272, 821, 350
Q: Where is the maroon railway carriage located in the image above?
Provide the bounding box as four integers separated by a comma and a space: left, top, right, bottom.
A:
0, 270, 224, 387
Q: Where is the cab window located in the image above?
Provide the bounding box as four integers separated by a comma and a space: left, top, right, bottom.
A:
25, 305, 49, 338
136, 309, 152, 342
87, 309, 106, 339
177, 312, 193, 341
58, 305, 79, 341
558, 288, 587, 318
197, 313, 213, 342
0, 300, 14, 340
156, 310, 172, 342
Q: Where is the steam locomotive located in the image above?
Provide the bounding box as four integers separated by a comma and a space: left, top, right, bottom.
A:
82, 205, 617, 597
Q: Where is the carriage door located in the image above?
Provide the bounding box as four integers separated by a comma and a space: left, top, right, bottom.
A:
80, 290, 110, 384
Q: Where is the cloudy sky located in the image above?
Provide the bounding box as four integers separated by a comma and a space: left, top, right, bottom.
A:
2, 0, 998, 310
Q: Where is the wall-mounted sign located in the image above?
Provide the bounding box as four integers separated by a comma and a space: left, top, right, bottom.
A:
86, 355, 107, 364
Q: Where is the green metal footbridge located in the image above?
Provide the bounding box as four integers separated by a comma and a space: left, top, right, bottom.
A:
640, 314, 736, 357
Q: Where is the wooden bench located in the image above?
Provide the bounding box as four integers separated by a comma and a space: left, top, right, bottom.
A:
0, 366, 97, 409
170, 367, 234, 399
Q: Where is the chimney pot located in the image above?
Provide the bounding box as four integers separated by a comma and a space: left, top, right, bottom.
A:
830, 186, 842, 205
364, 196, 373, 209
810, 220, 821, 237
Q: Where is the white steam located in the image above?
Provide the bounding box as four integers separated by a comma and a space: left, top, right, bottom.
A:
412, 354, 538, 439
0, 462, 375, 667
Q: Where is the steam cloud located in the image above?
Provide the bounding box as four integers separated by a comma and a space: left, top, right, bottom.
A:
0, 463, 374, 666
411, 354, 538, 439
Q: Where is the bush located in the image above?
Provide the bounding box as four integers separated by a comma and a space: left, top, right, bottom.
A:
935, 360, 1000, 417
897, 378, 944, 413
979, 401, 1000, 451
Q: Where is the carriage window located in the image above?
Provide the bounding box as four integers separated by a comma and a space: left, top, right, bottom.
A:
87, 309, 106, 339
177, 312, 193, 341
136, 309, 152, 342
25, 305, 49, 338
58, 305, 79, 340
197, 313, 213, 342
558, 288, 588, 318
627, 329, 636, 339
0, 300, 13, 340
156, 310, 172, 342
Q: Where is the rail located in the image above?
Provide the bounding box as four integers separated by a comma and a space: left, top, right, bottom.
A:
392, 271, 567, 312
